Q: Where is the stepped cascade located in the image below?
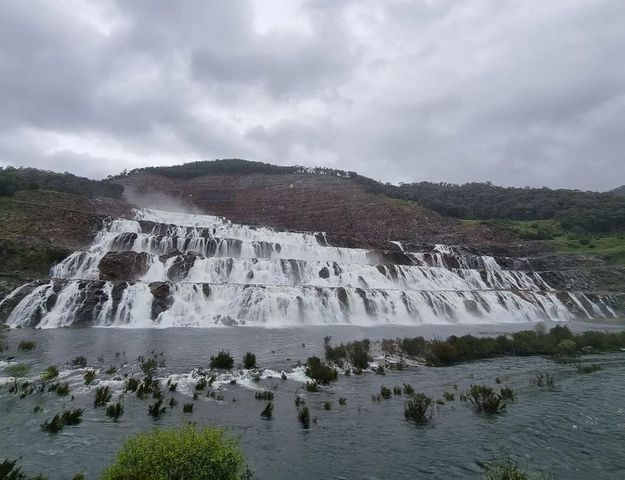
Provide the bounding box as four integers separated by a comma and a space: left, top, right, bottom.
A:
1, 209, 617, 328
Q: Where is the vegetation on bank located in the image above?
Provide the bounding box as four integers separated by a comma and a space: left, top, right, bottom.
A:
0, 166, 123, 199
387, 326, 625, 366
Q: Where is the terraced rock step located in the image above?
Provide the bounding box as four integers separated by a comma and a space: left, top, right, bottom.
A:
1, 207, 622, 328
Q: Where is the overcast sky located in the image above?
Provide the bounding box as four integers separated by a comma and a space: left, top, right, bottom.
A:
0, 0, 624, 190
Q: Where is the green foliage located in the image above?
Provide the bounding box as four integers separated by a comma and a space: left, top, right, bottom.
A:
0, 166, 123, 199
338, 397, 347, 406
101, 425, 248, 480
380, 386, 392, 399
94, 386, 112, 407
17, 341, 36, 352
404, 393, 434, 423
531, 374, 554, 387
298, 406, 311, 429
183, 403, 194, 413
254, 390, 274, 401
323, 401, 332, 410
260, 402, 273, 419
575, 363, 602, 374
305, 357, 338, 384
40, 366, 59, 381
148, 399, 166, 418
125, 377, 140, 392
391, 327, 625, 366
304, 381, 320, 392
482, 456, 554, 480
7, 363, 29, 378
324, 338, 371, 370
0, 459, 47, 480
243, 352, 256, 369
41, 409, 83, 433
54, 382, 70, 397
71, 356, 87, 368
106, 402, 124, 420
402, 383, 415, 395
210, 351, 234, 370
84, 370, 96, 386
465, 385, 508, 414
443, 391, 455, 401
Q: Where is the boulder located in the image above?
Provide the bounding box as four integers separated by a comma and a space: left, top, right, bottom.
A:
99, 251, 151, 281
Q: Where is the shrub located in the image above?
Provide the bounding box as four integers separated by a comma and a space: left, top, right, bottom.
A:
403, 383, 415, 395
380, 386, 392, 399
304, 381, 320, 392
41, 409, 83, 433
575, 363, 601, 374
557, 339, 578, 356
18, 341, 36, 352
138, 355, 159, 377
72, 356, 87, 368
531, 374, 554, 387
482, 456, 553, 480
393, 386, 402, 395
148, 399, 166, 418
261, 402, 273, 419
94, 386, 112, 407
41, 366, 59, 381
105, 366, 118, 375
125, 377, 139, 392
404, 393, 434, 423
106, 402, 124, 420
7, 363, 29, 378
101, 425, 248, 480
55, 382, 70, 396
465, 385, 507, 414
298, 406, 311, 429
183, 403, 194, 413
84, 370, 96, 385
210, 351, 234, 370
338, 397, 347, 405
255, 390, 274, 401
243, 352, 256, 369
324, 401, 332, 410
0, 459, 46, 479
499, 387, 516, 402
305, 357, 338, 384
443, 391, 455, 401
196, 378, 207, 391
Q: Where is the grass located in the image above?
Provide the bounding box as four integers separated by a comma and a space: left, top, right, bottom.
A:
380, 386, 392, 399
298, 406, 311, 429
482, 456, 554, 480
254, 390, 274, 401
72, 356, 87, 368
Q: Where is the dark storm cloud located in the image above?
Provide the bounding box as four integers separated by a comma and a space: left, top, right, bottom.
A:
0, 0, 623, 189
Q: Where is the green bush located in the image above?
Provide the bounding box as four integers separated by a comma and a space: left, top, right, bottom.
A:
210, 351, 234, 370
94, 386, 112, 407
575, 363, 601, 374
18, 341, 36, 352
0, 459, 46, 479
305, 357, 338, 384
41, 366, 59, 381
7, 363, 29, 378
106, 402, 124, 420
101, 425, 249, 480
260, 402, 273, 419
243, 352, 256, 369
72, 356, 87, 368
84, 370, 96, 385
465, 385, 508, 414
404, 393, 434, 423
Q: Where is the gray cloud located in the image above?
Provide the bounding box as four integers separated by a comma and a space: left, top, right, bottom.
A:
0, 0, 624, 189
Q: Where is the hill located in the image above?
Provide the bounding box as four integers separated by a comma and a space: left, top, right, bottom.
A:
612, 185, 625, 196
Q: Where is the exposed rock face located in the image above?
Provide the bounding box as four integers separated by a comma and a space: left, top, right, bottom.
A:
149, 281, 174, 320
165, 252, 199, 281
99, 251, 151, 281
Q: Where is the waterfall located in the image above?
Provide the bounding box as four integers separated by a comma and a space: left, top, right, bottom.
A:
2, 208, 616, 328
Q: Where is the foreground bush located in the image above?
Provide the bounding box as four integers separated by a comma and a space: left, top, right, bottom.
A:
464, 385, 510, 414
101, 425, 249, 480
404, 393, 434, 423
482, 456, 553, 480
243, 352, 256, 369
0, 459, 45, 479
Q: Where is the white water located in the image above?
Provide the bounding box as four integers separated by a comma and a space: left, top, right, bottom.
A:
3, 208, 615, 328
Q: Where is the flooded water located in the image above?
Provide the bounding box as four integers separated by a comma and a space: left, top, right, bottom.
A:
1, 322, 625, 479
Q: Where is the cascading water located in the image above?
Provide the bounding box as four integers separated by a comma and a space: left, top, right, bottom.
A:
2, 208, 617, 328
